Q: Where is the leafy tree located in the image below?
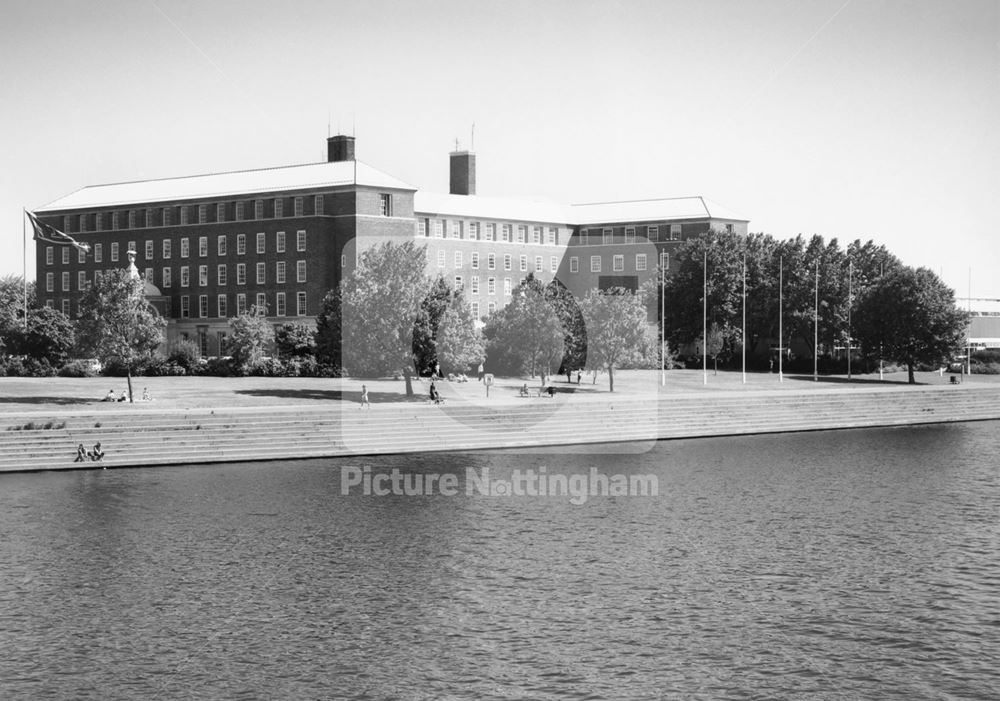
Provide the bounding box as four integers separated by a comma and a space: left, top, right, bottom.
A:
76, 269, 165, 402
436, 297, 484, 374
545, 278, 587, 375
0, 275, 35, 353
483, 276, 564, 381
275, 323, 317, 359
13, 306, 75, 365
854, 266, 968, 384
228, 306, 274, 372
578, 286, 649, 392
340, 240, 430, 393
412, 275, 454, 375
315, 288, 342, 370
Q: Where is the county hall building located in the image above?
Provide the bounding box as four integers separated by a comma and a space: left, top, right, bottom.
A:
34, 135, 748, 356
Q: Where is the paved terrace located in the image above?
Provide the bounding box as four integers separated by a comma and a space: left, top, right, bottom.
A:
0, 369, 997, 472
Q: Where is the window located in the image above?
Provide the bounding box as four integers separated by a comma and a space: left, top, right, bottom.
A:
45, 299, 53, 309
237, 293, 247, 315
180, 266, 190, 287
256, 232, 265, 254
236, 263, 246, 285
180, 238, 190, 258
46, 247, 53, 265
570, 256, 578, 273
144, 240, 153, 259
198, 205, 206, 224
111, 242, 119, 262
128, 210, 136, 228
533, 226, 541, 244
471, 251, 479, 269
294, 196, 303, 217
547, 227, 557, 245
519, 255, 527, 272
517, 225, 526, 243
218, 295, 227, 318
45, 272, 53, 292
160, 209, 168, 227
297, 292, 307, 316
603, 228, 613, 245
486, 223, 495, 241
179, 207, 188, 225
276, 292, 286, 317
62, 248, 70, 265
180, 295, 190, 318
199, 265, 208, 287
276, 231, 285, 253
276, 261, 286, 284
218, 264, 227, 286
636, 253, 647, 271
433, 220, 443, 238
218, 236, 227, 256
660, 252, 670, 270
534, 256, 543, 272
199, 237, 208, 257
471, 277, 480, 294
217, 203, 226, 222
313, 196, 323, 216
94, 213, 103, 231
379, 194, 392, 216
256, 262, 265, 285
647, 225, 658, 241
488, 277, 496, 295
488, 253, 496, 270
613, 254, 624, 272
341, 254, 347, 268
488, 302, 496, 315
437, 250, 446, 267
469, 222, 479, 240
62, 299, 70, 316
163, 240, 172, 259
162, 268, 172, 288
112, 211, 120, 230
236, 201, 245, 220
237, 234, 246, 255
504, 254, 512, 271
79, 214, 87, 232
296, 260, 306, 283
454, 251, 463, 268
274, 198, 284, 218
454, 276, 463, 290
61, 272, 70, 291
256, 293, 267, 315
448, 221, 460, 238
417, 220, 427, 237
471, 301, 479, 319
550, 256, 557, 272
77, 248, 86, 264
591, 256, 601, 273
256, 199, 265, 219
625, 227, 636, 244
670, 224, 681, 240
143, 268, 153, 284
146, 210, 155, 228
199, 295, 208, 319
128, 241, 136, 258
296, 230, 306, 251
504, 278, 512, 295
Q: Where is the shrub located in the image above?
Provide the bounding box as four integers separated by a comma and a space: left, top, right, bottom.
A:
203, 356, 235, 377
58, 359, 101, 378
167, 339, 202, 373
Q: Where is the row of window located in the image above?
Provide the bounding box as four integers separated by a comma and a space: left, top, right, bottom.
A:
436, 250, 559, 274
568, 253, 668, 274
46, 260, 307, 292
44, 231, 307, 266
453, 276, 519, 297
45, 292, 309, 319
418, 220, 561, 245
60, 196, 327, 234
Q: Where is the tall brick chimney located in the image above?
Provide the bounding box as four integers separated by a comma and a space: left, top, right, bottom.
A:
327, 135, 355, 162
450, 150, 476, 196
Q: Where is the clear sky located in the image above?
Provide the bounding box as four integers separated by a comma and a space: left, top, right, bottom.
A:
2, 0, 997, 300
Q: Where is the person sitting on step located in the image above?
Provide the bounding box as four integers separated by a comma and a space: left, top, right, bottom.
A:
519, 383, 530, 397
74, 444, 87, 462
90, 442, 105, 461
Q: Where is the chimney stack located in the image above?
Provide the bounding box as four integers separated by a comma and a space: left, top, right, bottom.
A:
450, 150, 476, 196
327, 135, 355, 162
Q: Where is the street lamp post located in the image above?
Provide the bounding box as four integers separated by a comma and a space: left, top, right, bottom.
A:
778, 255, 783, 383
660, 252, 665, 386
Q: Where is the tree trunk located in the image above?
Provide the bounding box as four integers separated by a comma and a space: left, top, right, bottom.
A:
126, 371, 134, 403
404, 369, 414, 396
608, 365, 614, 392
907, 361, 915, 384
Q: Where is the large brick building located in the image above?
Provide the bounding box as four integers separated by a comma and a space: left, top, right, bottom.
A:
34, 135, 748, 355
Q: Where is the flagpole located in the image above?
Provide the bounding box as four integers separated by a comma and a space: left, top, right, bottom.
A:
778, 255, 783, 383
847, 260, 853, 380
22, 208, 27, 329
702, 248, 707, 386
742, 249, 746, 385
813, 262, 819, 382
660, 253, 665, 386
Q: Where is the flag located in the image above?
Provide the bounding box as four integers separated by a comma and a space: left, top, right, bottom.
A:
26, 210, 91, 253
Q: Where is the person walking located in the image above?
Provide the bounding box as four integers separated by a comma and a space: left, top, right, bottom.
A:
360, 384, 370, 409
477, 363, 484, 382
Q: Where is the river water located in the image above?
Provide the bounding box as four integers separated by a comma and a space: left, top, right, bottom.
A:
1, 422, 998, 700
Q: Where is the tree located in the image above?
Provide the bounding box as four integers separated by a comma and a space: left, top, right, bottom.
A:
0, 275, 35, 354
578, 286, 649, 392
483, 276, 564, 381
340, 240, 431, 393
545, 278, 587, 375
436, 297, 484, 374
854, 266, 968, 384
228, 306, 274, 372
13, 306, 75, 365
315, 287, 342, 370
412, 275, 454, 375
76, 269, 165, 402
275, 323, 317, 359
